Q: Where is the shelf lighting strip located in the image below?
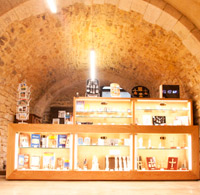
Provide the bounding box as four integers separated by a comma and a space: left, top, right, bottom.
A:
137, 100, 188, 103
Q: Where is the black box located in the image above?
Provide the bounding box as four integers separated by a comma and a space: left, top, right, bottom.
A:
160, 85, 179, 98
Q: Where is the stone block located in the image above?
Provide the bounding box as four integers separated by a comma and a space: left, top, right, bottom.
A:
183, 29, 200, 56
118, 0, 133, 12
172, 16, 195, 41
131, 0, 149, 15
105, 0, 118, 5
143, 0, 166, 24
156, 4, 182, 31
93, 0, 105, 4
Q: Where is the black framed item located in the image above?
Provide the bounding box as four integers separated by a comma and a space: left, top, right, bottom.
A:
132, 86, 150, 98
86, 79, 100, 97
160, 85, 180, 98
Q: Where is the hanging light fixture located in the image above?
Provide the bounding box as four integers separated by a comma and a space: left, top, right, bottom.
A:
46, 0, 57, 14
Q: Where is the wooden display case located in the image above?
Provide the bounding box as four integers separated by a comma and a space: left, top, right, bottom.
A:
134, 99, 193, 125
73, 97, 134, 125
74, 97, 193, 126
6, 124, 199, 180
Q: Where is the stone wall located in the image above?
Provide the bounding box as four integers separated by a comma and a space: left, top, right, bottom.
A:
0, 2, 200, 171
0, 85, 16, 170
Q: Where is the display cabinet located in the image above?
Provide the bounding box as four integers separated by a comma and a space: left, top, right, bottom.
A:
134, 99, 192, 125
74, 133, 133, 171
6, 124, 199, 180
74, 97, 133, 125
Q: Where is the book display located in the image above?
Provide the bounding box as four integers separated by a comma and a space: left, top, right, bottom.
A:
10, 130, 73, 173
6, 97, 199, 180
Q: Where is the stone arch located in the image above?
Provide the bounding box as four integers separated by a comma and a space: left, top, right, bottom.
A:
0, 0, 200, 62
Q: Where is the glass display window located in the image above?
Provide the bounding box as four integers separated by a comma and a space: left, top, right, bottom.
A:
15, 132, 73, 171
134, 133, 192, 171
134, 99, 192, 126
74, 133, 133, 171
74, 98, 133, 125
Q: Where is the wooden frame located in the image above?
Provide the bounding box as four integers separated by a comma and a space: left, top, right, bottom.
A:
73, 97, 193, 126
6, 124, 199, 180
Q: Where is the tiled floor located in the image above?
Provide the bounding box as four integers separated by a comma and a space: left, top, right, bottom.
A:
1, 176, 200, 195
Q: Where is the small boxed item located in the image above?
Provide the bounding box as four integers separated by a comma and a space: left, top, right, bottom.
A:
160, 85, 179, 98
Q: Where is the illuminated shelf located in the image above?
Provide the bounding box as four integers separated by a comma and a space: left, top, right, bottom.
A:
76, 111, 132, 114
19, 147, 70, 149
135, 108, 189, 111
17, 169, 71, 171
76, 116, 132, 118
78, 145, 130, 147
137, 147, 188, 150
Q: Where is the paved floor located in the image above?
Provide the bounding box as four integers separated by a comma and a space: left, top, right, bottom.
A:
1, 176, 200, 195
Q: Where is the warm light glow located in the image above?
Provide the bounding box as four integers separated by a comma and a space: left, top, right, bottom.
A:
188, 135, 192, 170
46, 0, 57, 13
90, 50, 95, 81
15, 133, 19, 170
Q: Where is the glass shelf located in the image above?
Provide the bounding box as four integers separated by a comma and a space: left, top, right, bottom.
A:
19, 147, 70, 149
76, 111, 132, 114
135, 108, 189, 111
76, 116, 132, 118
137, 147, 188, 150
17, 169, 70, 171
78, 145, 129, 147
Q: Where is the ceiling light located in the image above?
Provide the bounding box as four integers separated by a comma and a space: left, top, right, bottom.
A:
46, 0, 57, 14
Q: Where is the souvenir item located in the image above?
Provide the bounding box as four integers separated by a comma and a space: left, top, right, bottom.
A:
152, 116, 166, 125
86, 79, 100, 97
110, 83, 120, 97
19, 133, 30, 147
132, 86, 150, 98
43, 152, 55, 169
16, 81, 31, 123
146, 157, 156, 170
160, 85, 180, 98
31, 134, 40, 148
57, 134, 67, 148
30, 156, 40, 169
167, 157, 178, 170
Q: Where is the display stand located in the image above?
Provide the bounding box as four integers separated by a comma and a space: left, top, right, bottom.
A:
6, 97, 199, 180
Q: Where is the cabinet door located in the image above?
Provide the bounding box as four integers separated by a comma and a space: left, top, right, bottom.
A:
15, 132, 73, 171
75, 98, 133, 125
135, 133, 192, 171
134, 99, 192, 125
74, 133, 133, 171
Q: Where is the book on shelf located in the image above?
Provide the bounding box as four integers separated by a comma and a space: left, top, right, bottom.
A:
19, 133, 30, 147
57, 134, 67, 148
31, 134, 40, 148
30, 156, 40, 169
167, 157, 178, 170
43, 152, 55, 169
47, 135, 57, 148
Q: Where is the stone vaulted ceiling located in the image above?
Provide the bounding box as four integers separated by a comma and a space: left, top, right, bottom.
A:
0, 0, 200, 120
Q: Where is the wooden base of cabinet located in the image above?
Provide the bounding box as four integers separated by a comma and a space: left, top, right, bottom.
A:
6, 170, 199, 181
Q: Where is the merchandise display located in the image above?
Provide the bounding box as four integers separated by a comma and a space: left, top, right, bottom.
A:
75, 133, 132, 171
16, 81, 31, 123
6, 97, 199, 180
134, 99, 192, 125
135, 133, 191, 171
74, 97, 133, 125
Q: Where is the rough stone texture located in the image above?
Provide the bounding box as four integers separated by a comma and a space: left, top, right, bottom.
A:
0, 2, 200, 170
